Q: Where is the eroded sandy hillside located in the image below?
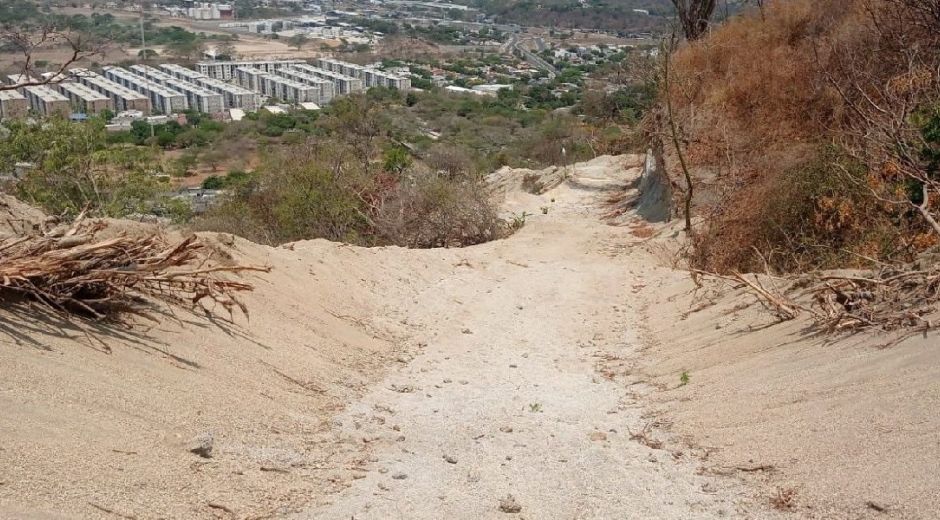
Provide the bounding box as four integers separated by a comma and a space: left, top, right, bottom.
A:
2, 155, 938, 519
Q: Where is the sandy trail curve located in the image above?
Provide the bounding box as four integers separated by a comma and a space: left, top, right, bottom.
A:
296, 156, 762, 519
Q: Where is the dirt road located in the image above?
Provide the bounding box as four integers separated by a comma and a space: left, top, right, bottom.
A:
295, 156, 766, 519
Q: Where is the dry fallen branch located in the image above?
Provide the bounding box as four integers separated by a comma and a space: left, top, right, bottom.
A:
692, 260, 940, 338
0, 219, 269, 321
809, 265, 940, 335
690, 269, 811, 321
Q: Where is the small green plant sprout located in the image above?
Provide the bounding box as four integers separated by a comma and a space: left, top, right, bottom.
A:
509, 211, 529, 230
679, 371, 690, 386
528, 403, 543, 412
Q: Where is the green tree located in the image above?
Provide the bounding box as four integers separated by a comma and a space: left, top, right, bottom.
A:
383, 146, 413, 176
287, 33, 308, 51
1, 119, 163, 217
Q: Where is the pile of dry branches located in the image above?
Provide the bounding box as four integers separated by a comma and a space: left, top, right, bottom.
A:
695, 261, 940, 337
811, 266, 940, 333
0, 218, 268, 320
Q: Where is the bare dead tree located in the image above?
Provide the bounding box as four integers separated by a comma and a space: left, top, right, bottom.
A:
659, 27, 695, 232
670, 0, 718, 41
0, 26, 103, 91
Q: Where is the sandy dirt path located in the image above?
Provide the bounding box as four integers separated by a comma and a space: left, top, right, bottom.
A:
297, 157, 765, 519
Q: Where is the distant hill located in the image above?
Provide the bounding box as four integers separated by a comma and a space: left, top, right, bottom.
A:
463, 0, 674, 34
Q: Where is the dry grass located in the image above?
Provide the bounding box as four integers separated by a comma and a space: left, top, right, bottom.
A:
660, 0, 940, 273
770, 487, 798, 511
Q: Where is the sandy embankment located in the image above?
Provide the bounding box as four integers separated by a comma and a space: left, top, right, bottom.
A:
2, 153, 938, 519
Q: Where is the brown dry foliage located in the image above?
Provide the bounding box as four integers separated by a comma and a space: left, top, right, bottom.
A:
659, 0, 940, 273
0, 217, 267, 320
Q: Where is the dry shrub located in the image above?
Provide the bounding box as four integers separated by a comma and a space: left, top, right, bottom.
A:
196, 140, 511, 249
375, 174, 508, 248
661, 0, 940, 272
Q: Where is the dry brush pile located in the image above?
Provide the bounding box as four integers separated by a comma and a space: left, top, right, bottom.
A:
0, 216, 268, 321
696, 264, 940, 338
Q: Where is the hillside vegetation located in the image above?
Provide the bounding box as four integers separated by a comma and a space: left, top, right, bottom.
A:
466, 0, 672, 33
659, 0, 940, 272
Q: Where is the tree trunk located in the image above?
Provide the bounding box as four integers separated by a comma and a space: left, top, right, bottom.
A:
671, 0, 718, 41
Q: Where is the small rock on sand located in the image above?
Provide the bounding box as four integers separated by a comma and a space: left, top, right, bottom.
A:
188, 432, 214, 458
498, 494, 522, 513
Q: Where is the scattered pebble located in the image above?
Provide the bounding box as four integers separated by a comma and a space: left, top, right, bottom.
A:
188, 432, 213, 459
391, 473, 408, 480
498, 494, 523, 513
443, 454, 458, 464
499, 426, 513, 433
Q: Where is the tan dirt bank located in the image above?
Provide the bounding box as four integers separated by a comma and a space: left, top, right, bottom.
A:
1, 155, 936, 519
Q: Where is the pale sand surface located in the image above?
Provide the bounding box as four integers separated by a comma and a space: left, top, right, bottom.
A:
1, 155, 937, 519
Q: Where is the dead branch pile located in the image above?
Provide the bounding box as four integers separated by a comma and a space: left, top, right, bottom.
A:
694, 260, 940, 337
0, 219, 269, 320
812, 266, 940, 334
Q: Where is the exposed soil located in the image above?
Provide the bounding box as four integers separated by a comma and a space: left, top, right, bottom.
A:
1, 155, 937, 519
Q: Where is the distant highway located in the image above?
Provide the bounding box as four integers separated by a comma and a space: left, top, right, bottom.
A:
512, 38, 556, 79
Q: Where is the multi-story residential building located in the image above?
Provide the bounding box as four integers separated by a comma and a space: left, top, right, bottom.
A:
6, 74, 33, 87
234, 67, 267, 92
234, 67, 319, 104
158, 63, 208, 83
102, 66, 188, 114
273, 67, 335, 104
70, 69, 152, 114
22, 85, 72, 118
56, 82, 112, 114
315, 58, 411, 90
159, 64, 260, 111
289, 63, 363, 95
195, 59, 305, 81
0, 90, 28, 119
129, 65, 224, 114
